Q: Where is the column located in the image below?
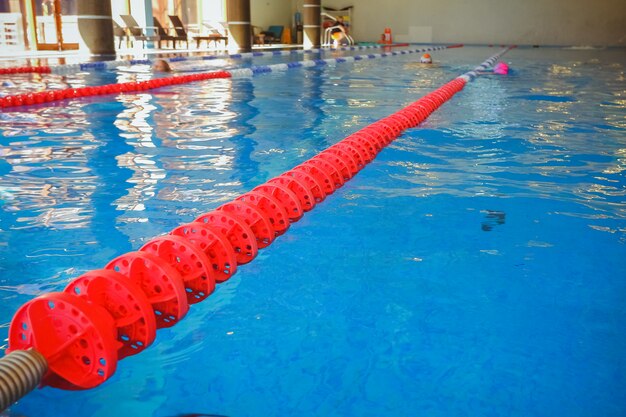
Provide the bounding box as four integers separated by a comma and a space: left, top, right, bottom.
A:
226, 0, 251, 52
302, 0, 320, 49
129, 0, 155, 35
77, 0, 115, 54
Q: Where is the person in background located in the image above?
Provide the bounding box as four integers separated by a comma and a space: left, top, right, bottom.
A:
475, 61, 511, 75
492, 61, 509, 74
153, 59, 172, 73
330, 16, 348, 48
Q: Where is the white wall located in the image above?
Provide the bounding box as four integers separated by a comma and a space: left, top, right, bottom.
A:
251, 0, 293, 30
291, 0, 626, 46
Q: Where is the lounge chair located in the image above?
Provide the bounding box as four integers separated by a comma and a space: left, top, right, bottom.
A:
252, 26, 265, 45
153, 17, 186, 49
194, 21, 229, 49
167, 15, 190, 49
120, 15, 159, 48
113, 20, 129, 49
261, 25, 283, 44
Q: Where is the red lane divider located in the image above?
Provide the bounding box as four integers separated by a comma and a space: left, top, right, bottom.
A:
6, 75, 468, 390
170, 222, 238, 282
0, 66, 51, 75
0, 71, 232, 109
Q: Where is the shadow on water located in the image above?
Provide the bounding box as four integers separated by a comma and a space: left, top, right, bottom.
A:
481, 209, 506, 231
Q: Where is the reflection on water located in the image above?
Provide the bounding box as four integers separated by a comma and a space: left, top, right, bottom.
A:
114, 93, 164, 217
0, 105, 96, 230
0, 47, 622, 254
0, 46, 625, 417
385, 49, 625, 242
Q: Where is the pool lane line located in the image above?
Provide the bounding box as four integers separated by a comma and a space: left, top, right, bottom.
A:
62, 43, 462, 74
64, 43, 438, 74
0, 66, 52, 75
228, 44, 459, 77
0, 46, 511, 412
0, 43, 463, 76
460, 45, 516, 80
0, 44, 463, 109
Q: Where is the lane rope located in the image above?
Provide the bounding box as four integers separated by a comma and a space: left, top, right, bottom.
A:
0, 44, 463, 109
0, 44, 463, 76
0, 47, 511, 412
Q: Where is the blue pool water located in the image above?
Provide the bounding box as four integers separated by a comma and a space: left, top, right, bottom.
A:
1, 46, 625, 416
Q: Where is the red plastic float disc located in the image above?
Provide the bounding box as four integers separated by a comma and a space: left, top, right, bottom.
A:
381, 115, 404, 130
195, 210, 258, 264
366, 124, 388, 143
305, 156, 344, 188
106, 251, 189, 328
317, 151, 352, 181
358, 128, 386, 150
253, 182, 304, 222
388, 112, 415, 129
429, 92, 446, 105
140, 235, 215, 304
437, 87, 449, 97
420, 97, 439, 111
281, 169, 326, 203
423, 94, 440, 106
8, 292, 119, 390
235, 191, 290, 236
326, 146, 360, 176
409, 103, 430, 121
171, 222, 237, 282
218, 200, 274, 248
64, 269, 157, 359
292, 162, 336, 196
267, 176, 316, 212
444, 85, 457, 95
349, 131, 380, 155
375, 120, 402, 139
376, 121, 399, 143
310, 154, 347, 185
334, 141, 367, 167
433, 93, 446, 105
398, 110, 421, 128
406, 105, 426, 126
342, 136, 375, 163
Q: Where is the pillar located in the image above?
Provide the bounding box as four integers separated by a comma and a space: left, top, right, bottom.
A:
77, 0, 115, 55
302, 0, 320, 49
226, 0, 251, 52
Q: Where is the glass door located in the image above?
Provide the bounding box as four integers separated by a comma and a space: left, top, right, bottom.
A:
31, 0, 78, 50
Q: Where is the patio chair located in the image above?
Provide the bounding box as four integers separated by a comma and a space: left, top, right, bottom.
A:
252, 25, 265, 45
194, 21, 229, 49
261, 25, 283, 43
120, 14, 159, 48
153, 17, 186, 49
167, 15, 190, 49
112, 20, 129, 49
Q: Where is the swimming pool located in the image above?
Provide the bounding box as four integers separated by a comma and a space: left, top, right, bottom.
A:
0, 45, 625, 416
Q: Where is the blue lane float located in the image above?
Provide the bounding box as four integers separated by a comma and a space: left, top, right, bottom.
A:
49, 43, 462, 75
